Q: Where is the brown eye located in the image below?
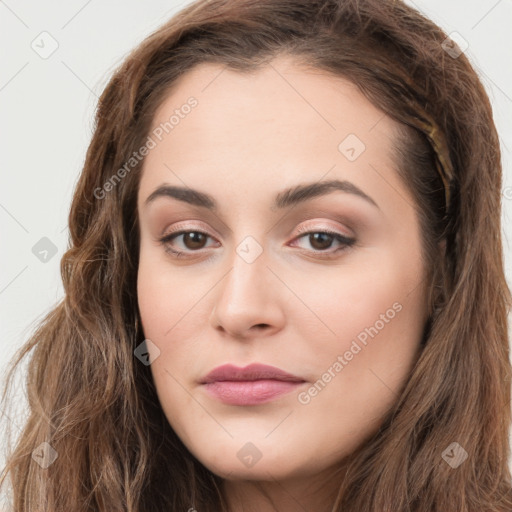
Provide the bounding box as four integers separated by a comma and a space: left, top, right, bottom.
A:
159, 229, 219, 257
181, 232, 208, 250
291, 229, 356, 256
308, 232, 335, 250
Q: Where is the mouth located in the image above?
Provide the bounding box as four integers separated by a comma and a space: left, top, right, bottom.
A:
200, 363, 306, 406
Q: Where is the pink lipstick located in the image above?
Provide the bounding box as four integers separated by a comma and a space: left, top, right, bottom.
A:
200, 363, 306, 405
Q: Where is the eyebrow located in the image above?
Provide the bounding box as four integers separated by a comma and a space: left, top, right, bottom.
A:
143, 179, 379, 211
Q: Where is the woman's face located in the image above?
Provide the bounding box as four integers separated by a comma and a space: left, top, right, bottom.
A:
137, 56, 428, 484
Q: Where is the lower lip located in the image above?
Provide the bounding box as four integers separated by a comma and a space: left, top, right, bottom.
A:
202, 379, 305, 405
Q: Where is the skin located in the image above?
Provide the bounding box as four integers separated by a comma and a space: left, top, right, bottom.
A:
137, 55, 429, 511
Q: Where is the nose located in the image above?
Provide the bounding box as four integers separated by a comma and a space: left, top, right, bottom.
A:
209, 241, 286, 340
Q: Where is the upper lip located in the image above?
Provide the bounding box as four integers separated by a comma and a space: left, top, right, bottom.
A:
200, 363, 305, 384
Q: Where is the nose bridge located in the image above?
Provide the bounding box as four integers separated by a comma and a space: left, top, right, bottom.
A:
229, 236, 265, 293
211, 233, 285, 336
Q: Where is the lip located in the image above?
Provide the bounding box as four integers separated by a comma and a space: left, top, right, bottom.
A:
200, 363, 306, 405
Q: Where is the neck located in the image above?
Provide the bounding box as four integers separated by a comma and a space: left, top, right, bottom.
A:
220, 464, 345, 512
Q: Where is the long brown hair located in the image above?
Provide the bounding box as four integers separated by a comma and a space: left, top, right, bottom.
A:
1, 0, 511, 510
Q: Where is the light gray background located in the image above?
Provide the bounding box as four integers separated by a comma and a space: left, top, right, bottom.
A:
1, 0, 511, 492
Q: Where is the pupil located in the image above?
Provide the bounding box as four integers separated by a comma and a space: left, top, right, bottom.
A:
310, 233, 333, 250
184, 232, 206, 249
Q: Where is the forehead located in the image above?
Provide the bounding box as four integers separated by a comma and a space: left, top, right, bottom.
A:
138, 56, 402, 210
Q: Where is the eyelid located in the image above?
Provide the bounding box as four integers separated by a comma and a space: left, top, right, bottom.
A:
159, 219, 352, 241
293, 220, 354, 239
159, 220, 220, 239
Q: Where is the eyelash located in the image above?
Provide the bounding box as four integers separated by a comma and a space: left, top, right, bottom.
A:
158, 226, 356, 260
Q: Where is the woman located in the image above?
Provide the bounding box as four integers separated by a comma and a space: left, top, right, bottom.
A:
1, 0, 511, 510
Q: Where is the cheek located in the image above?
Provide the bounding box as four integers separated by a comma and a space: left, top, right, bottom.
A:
137, 264, 171, 338
289, 249, 426, 356
136, 252, 218, 386
290, 249, 426, 417
136, 259, 206, 441
136, 251, 204, 340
